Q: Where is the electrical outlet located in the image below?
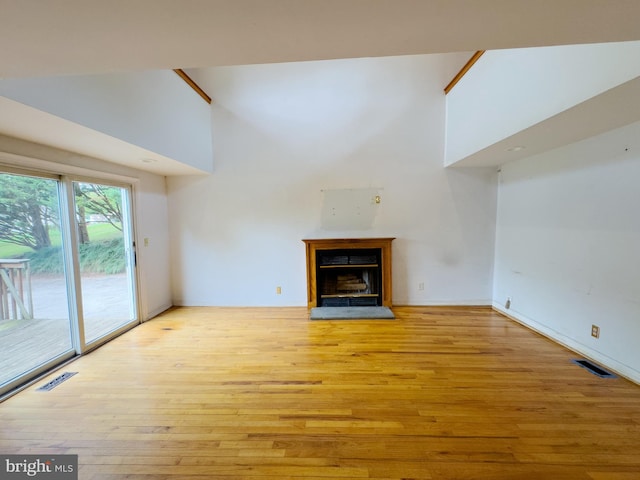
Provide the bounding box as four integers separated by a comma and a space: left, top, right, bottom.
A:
276, 286, 282, 295
591, 325, 600, 338
505, 297, 511, 309
418, 282, 424, 291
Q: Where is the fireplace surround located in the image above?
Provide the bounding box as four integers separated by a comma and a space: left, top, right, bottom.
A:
303, 238, 394, 308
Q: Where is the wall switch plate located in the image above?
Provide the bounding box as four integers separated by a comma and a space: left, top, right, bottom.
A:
591, 325, 600, 338
276, 286, 282, 295
418, 282, 424, 291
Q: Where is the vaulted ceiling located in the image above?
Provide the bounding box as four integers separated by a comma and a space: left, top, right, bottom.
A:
2, 0, 640, 79
1, 1, 640, 175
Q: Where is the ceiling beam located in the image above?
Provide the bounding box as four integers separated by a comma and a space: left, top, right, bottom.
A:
173, 69, 212, 104
444, 51, 485, 94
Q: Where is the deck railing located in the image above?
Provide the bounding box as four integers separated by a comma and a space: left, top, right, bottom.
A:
0, 259, 33, 320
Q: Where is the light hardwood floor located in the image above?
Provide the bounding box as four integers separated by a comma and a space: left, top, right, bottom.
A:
1, 306, 639, 479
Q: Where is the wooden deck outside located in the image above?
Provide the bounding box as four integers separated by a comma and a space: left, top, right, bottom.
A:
0, 259, 33, 321
0, 273, 132, 387
1, 306, 639, 479
0, 316, 73, 385
0, 315, 128, 387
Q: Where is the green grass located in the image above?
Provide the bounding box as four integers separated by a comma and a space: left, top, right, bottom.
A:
0, 242, 31, 258
84, 223, 122, 242
0, 223, 120, 258
79, 238, 127, 274
0, 223, 125, 274
20, 238, 126, 274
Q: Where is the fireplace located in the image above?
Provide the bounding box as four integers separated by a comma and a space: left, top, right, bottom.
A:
303, 238, 394, 308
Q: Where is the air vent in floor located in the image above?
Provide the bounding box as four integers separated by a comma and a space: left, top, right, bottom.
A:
37, 372, 78, 391
572, 359, 616, 378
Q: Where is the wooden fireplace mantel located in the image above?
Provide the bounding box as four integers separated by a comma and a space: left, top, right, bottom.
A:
302, 237, 395, 308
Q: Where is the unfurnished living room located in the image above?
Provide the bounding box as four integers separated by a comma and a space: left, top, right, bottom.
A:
1, 1, 639, 479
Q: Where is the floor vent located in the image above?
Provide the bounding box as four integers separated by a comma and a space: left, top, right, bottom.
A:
572, 359, 616, 378
37, 372, 78, 391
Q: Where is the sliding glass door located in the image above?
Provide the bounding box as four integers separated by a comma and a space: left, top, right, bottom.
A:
72, 181, 137, 345
0, 172, 75, 391
0, 172, 138, 396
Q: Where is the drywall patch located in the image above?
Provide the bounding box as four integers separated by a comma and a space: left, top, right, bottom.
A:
321, 188, 381, 230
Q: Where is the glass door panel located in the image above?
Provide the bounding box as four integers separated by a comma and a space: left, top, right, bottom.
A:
72, 181, 137, 344
0, 173, 74, 392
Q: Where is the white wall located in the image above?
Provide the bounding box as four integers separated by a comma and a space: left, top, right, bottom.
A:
446, 41, 640, 165
0, 135, 172, 320
0, 70, 213, 173
134, 175, 172, 319
493, 121, 640, 382
168, 54, 497, 307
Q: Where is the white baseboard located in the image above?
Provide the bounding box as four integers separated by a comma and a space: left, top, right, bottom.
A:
492, 303, 640, 386
394, 299, 493, 307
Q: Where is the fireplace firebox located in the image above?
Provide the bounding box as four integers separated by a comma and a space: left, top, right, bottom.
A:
302, 238, 394, 308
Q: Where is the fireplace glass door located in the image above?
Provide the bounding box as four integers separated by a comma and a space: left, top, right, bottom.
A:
316, 249, 382, 307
